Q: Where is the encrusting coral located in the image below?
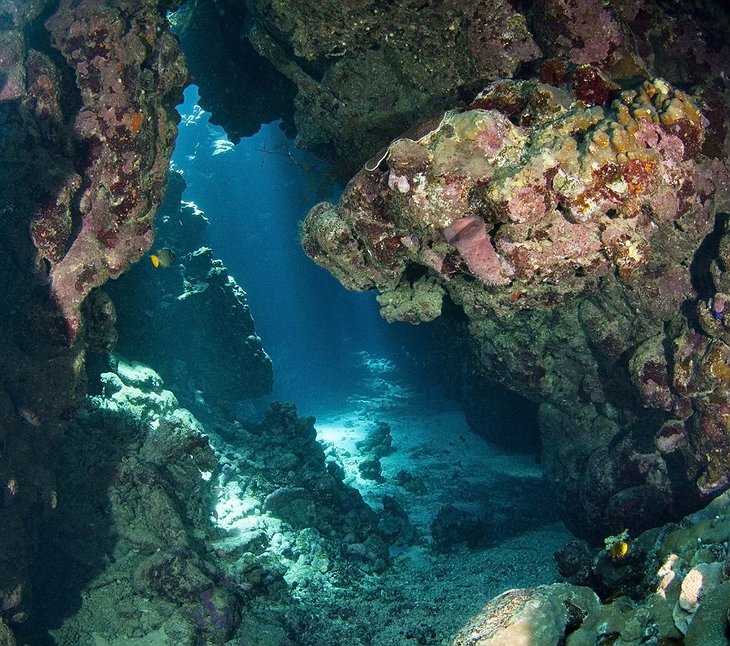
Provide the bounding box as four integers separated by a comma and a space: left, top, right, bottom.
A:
303, 77, 720, 304
455, 491, 730, 645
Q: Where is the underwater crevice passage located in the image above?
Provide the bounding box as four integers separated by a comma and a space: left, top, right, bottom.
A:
689, 212, 730, 303
30, 87, 568, 644
2, 0, 730, 644
170, 1, 298, 144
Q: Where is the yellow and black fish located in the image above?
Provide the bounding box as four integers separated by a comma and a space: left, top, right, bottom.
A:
150, 248, 176, 269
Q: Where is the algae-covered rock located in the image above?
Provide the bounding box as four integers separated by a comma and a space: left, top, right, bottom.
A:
684, 582, 730, 646
0, 0, 187, 624
452, 583, 600, 646
448, 491, 730, 646
175, 0, 730, 176
0, 619, 16, 646
36, 359, 236, 645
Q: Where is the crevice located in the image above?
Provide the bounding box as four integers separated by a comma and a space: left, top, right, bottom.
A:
689, 212, 729, 300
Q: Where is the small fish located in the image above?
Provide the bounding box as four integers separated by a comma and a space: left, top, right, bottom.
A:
150, 248, 177, 268
610, 540, 629, 560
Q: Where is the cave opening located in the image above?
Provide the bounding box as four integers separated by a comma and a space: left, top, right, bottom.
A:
70, 81, 560, 644
9, 0, 730, 643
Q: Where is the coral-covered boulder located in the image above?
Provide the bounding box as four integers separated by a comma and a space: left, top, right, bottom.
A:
457, 492, 730, 646
451, 583, 600, 646
0, 0, 186, 627
301, 76, 730, 541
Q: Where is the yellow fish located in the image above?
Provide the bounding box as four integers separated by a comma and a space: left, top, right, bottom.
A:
610, 540, 629, 560
150, 248, 176, 268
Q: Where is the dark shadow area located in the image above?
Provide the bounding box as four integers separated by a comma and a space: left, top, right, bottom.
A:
422, 299, 542, 455
16, 409, 137, 645
171, 0, 297, 143
689, 212, 729, 302
431, 472, 562, 553
0, 89, 87, 634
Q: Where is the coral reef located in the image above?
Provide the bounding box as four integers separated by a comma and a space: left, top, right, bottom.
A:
453, 491, 730, 645
41, 0, 188, 340
165, 1, 729, 174
212, 401, 388, 571
452, 583, 600, 646
0, 0, 185, 630
301, 75, 730, 540
26, 357, 390, 644
2, 0, 730, 642
35, 358, 234, 645
170, 0, 541, 174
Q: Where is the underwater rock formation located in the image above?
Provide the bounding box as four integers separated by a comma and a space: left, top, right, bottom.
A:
1, 0, 729, 641
452, 582, 601, 646
171, 0, 297, 142
0, 0, 186, 629
301, 74, 730, 541
168, 0, 730, 174
171, 0, 541, 174
37, 358, 237, 644
453, 491, 730, 645
106, 171, 274, 409
16, 353, 390, 644
41, 0, 187, 341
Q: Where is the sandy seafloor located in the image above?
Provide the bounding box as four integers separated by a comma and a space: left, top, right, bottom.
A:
236, 356, 573, 645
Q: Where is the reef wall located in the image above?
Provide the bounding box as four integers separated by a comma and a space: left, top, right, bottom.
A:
177, 0, 730, 176
105, 171, 274, 411
0, 0, 188, 627
175, 0, 730, 541
301, 74, 730, 541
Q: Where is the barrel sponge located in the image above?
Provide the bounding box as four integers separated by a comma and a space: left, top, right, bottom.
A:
443, 215, 511, 286
684, 581, 730, 646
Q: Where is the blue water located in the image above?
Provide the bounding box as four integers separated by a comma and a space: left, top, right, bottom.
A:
171, 86, 437, 414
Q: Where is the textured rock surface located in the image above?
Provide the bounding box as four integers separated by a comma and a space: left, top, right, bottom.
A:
0, 0, 184, 630
455, 492, 730, 646
452, 583, 600, 646
301, 75, 730, 541
42, 1, 187, 338
171, 1, 297, 142
171, 0, 730, 174
34, 359, 389, 644
174, 0, 541, 174
1, 0, 729, 641
41, 0, 188, 340
36, 359, 237, 645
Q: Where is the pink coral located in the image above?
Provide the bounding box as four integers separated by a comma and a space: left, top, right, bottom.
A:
443, 216, 510, 286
